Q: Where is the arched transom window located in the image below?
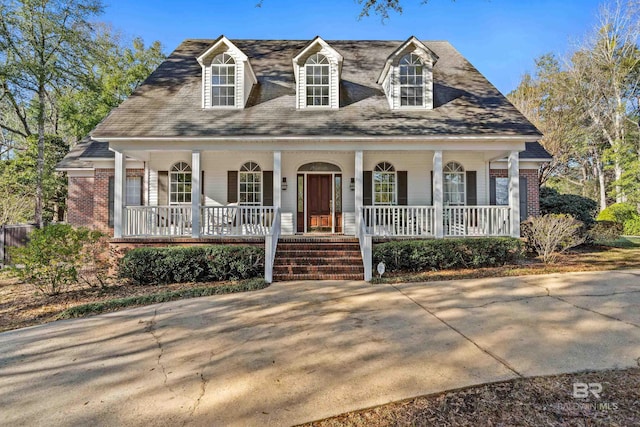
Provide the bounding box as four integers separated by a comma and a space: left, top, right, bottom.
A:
170, 162, 192, 204
374, 162, 396, 205
239, 161, 262, 205
305, 54, 330, 107
444, 161, 465, 206
211, 53, 235, 107
399, 53, 424, 107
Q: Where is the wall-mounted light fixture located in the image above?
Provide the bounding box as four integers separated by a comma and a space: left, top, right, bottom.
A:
350, 178, 355, 191
282, 177, 288, 190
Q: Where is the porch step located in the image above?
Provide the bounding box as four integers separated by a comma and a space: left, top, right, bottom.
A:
273, 237, 364, 282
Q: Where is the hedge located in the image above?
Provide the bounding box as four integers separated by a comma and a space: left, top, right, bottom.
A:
118, 245, 264, 285
372, 237, 522, 273
539, 187, 598, 226
596, 203, 640, 236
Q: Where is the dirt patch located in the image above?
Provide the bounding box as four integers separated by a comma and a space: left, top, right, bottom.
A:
0, 274, 242, 332
303, 368, 640, 426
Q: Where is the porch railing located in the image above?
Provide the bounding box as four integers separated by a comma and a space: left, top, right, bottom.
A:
123, 205, 276, 237
264, 208, 281, 284
200, 206, 275, 236
361, 206, 511, 238
444, 206, 511, 237
125, 206, 192, 237
362, 206, 436, 237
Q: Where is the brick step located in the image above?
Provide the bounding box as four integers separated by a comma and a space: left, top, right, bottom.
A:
274, 265, 364, 274
276, 244, 361, 251
274, 257, 362, 266
275, 249, 360, 258
273, 273, 365, 281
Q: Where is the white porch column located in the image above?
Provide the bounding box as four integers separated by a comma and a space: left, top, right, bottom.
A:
433, 150, 444, 238
113, 150, 126, 238
273, 151, 281, 210
191, 151, 201, 238
354, 151, 363, 233
508, 150, 520, 237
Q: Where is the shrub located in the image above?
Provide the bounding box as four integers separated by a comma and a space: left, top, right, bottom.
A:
588, 221, 623, 242
9, 224, 103, 295
539, 187, 598, 226
118, 245, 264, 285
596, 203, 639, 223
523, 214, 584, 263
373, 237, 522, 273
623, 217, 640, 236
588, 221, 623, 243
597, 203, 640, 236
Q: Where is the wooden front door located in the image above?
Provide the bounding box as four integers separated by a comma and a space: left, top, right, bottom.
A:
307, 174, 332, 232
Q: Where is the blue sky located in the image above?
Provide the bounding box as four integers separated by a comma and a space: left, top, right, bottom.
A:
102, 0, 603, 94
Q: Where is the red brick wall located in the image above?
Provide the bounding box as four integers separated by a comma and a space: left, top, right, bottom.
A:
489, 169, 540, 218
66, 168, 144, 234
67, 176, 94, 227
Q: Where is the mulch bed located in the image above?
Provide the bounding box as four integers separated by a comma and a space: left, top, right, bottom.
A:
304, 368, 640, 426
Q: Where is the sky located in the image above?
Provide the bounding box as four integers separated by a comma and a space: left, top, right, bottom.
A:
101, 0, 604, 95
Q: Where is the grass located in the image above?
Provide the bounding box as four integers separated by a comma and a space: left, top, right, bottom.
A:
58, 278, 268, 319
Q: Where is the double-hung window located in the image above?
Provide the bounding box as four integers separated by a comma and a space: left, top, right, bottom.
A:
305, 54, 330, 107
399, 53, 424, 107
211, 53, 235, 107
373, 162, 396, 205
239, 162, 262, 205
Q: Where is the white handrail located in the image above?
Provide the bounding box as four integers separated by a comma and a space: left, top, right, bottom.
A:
264, 208, 281, 284
358, 211, 372, 282
444, 206, 511, 237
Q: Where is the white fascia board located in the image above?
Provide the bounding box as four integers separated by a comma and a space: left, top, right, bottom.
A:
293, 36, 343, 64
196, 35, 248, 66
107, 137, 527, 153
377, 36, 438, 84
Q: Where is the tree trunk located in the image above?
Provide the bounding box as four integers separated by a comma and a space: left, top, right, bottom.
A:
35, 86, 45, 228
596, 160, 607, 212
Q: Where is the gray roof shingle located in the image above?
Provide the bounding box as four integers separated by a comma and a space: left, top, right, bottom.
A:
91, 39, 542, 139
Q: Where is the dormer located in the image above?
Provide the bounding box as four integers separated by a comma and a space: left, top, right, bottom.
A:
196, 36, 257, 109
377, 36, 439, 110
292, 36, 343, 109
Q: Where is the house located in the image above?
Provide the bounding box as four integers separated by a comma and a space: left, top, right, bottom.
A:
57, 36, 551, 282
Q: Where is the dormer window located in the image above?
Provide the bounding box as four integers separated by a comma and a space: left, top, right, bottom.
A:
293, 36, 343, 110
305, 54, 330, 107
197, 36, 257, 109
211, 53, 236, 107
399, 54, 424, 107
378, 36, 438, 110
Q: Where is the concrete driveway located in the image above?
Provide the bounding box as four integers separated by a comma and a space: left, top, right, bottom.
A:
1, 270, 639, 426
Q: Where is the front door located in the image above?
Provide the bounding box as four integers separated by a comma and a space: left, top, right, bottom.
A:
307, 174, 332, 232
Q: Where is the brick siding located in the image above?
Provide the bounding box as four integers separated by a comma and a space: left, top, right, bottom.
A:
489, 168, 540, 218
67, 176, 94, 227
67, 168, 144, 233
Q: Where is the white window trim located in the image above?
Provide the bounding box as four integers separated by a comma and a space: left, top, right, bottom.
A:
443, 161, 466, 206
170, 162, 192, 205
396, 53, 427, 110
304, 54, 331, 108
210, 53, 236, 108
373, 162, 397, 206
239, 161, 262, 206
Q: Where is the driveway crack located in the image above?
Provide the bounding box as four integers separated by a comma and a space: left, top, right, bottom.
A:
388, 283, 523, 378
144, 309, 175, 393
522, 281, 640, 329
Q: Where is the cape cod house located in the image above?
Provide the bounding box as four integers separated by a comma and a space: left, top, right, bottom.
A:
57, 36, 550, 282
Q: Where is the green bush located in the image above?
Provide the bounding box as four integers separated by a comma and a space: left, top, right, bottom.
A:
588, 221, 624, 243
623, 217, 640, 236
596, 203, 640, 236
118, 245, 264, 285
9, 224, 103, 295
597, 203, 639, 223
540, 187, 598, 226
373, 238, 522, 273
